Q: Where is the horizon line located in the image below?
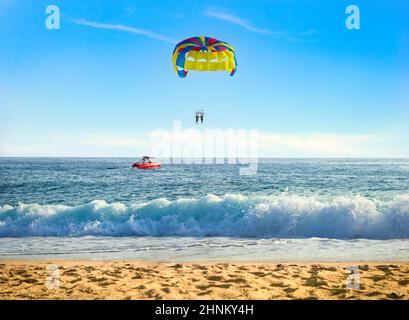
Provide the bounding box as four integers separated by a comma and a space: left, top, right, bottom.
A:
0, 156, 408, 159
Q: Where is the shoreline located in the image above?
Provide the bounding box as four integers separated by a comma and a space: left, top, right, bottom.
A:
1, 260, 408, 300
2, 259, 409, 264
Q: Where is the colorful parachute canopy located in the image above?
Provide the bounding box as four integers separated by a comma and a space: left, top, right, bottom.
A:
172, 36, 237, 78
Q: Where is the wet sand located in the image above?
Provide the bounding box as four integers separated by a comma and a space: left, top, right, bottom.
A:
0, 260, 408, 300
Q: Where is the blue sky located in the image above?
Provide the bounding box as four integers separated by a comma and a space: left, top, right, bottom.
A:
0, 0, 408, 157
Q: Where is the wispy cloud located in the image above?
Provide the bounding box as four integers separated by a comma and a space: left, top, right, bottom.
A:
72, 19, 176, 44
146, 130, 393, 157
202, 9, 318, 43
80, 134, 149, 148
257, 132, 387, 157
285, 37, 317, 44
1, 131, 405, 158
299, 29, 318, 36
285, 30, 318, 43
203, 9, 276, 35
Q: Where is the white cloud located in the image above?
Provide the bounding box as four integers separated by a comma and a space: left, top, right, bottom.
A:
80, 134, 149, 148
72, 19, 176, 44
285, 30, 318, 43
148, 130, 395, 158
0, 131, 406, 158
202, 9, 318, 44
299, 30, 318, 36
257, 132, 389, 157
203, 9, 275, 35
0, 134, 150, 157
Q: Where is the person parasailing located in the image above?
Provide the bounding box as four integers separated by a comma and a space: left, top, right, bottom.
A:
195, 110, 204, 125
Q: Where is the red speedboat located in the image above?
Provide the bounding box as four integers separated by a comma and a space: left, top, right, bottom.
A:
132, 156, 161, 169
132, 162, 161, 169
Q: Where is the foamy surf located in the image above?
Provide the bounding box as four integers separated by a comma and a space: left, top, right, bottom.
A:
1, 193, 408, 239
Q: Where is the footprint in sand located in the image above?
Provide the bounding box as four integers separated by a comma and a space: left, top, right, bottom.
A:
359, 265, 369, 271
193, 264, 207, 270
63, 272, 81, 277
387, 292, 404, 300
366, 291, 382, 297
145, 288, 161, 299
134, 285, 146, 290
321, 267, 337, 272
387, 265, 400, 269
86, 276, 99, 282
196, 284, 211, 290
330, 288, 347, 296
284, 287, 297, 293
398, 279, 409, 286
67, 278, 81, 284
304, 276, 328, 287
102, 270, 120, 277
99, 281, 116, 287
79, 287, 95, 294
370, 275, 385, 282
13, 269, 30, 277
21, 278, 38, 284
206, 275, 224, 281
224, 277, 247, 284
270, 282, 287, 288
250, 271, 271, 277
197, 290, 212, 296
84, 266, 95, 273
376, 265, 394, 276
161, 287, 171, 293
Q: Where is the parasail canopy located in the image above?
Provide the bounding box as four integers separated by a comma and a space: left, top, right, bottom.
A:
172, 36, 237, 78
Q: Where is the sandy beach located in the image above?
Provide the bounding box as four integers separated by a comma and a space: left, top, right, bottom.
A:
0, 260, 408, 300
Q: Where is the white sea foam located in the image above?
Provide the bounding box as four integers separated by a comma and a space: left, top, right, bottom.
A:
0, 194, 408, 239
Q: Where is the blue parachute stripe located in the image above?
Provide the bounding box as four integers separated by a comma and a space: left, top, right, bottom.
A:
175, 46, 193, 69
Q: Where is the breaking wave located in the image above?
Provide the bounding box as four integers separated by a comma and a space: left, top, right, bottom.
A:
1, 194, 409, 239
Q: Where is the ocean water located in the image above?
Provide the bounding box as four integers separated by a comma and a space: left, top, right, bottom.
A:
0, 158, 408, 261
